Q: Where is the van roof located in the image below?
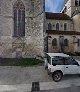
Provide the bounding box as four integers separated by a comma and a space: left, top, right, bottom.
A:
47, 53, 70, 57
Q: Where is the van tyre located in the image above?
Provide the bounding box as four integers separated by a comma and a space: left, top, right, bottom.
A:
52, 71, 63, 82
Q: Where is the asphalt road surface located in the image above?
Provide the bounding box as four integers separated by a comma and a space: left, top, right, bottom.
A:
39, 86, 80, 92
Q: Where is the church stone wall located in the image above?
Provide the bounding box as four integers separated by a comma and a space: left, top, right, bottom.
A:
0, 0, 45, 58
32, 0, 45, 57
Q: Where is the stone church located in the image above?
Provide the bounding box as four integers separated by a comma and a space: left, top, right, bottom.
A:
0, 0, 80, 58
46, 0, 80, 53
0, 0, 45, 58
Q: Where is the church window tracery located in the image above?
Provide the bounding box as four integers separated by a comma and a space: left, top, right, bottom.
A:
13, 0, 25, 37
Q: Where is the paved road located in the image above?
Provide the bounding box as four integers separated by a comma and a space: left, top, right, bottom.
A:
0, 66, 79, 91
39, 86, 80, 92
0, 66, 52, 85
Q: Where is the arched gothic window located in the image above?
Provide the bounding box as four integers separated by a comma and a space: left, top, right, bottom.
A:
56, 23, 59, 30
64, 39, 69, 46
64, 23, 67, 30
13, 0, 25, 37
48, 23, 52, 30
75, 0, 78, 6
52, 38, 57, 46
75, 0, 80, 6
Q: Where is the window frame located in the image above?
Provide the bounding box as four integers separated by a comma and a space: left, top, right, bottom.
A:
13, 0, 25, 37
75, 0, 79, 6
64, 39, 69, 47
64, 57, 77, 65
56, 23, 59, 31
52, 38, 57, 46
79, 0, 80, 6
64, 23, 67, 31
48, 23, 52, 30
52, 56, 65, 66
78, 39, 80, 47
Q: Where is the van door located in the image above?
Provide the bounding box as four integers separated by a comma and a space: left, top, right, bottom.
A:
52, 56, 65, 73
64, 57, 78, 74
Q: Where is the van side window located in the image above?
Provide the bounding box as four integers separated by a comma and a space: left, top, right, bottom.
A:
52, 56, 64, 65
64, 57, 77, 65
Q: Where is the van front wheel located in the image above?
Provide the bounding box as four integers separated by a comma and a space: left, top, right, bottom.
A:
52, 71, 63, 82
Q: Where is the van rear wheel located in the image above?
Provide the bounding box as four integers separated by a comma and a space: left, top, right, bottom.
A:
52, 71, 63, 82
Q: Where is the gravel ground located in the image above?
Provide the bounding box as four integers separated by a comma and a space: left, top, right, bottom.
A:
0, 57, 79, 92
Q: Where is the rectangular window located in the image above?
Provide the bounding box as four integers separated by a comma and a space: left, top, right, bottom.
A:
79, 0, 80, 6
78, 39, 80, 47
75, 0, 79, 6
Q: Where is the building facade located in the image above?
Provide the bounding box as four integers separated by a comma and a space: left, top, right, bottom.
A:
46, 0, 80, 53
0, 0, 45, 58
0, 0, 80, 58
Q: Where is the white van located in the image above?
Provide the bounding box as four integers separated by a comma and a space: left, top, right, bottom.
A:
44, 53, 80, 82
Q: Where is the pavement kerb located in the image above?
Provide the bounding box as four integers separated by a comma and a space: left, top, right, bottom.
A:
27, 81, 80, 92
0, 81, 80, 92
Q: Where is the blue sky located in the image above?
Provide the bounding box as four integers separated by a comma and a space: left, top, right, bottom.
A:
45, 0, 64, 13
